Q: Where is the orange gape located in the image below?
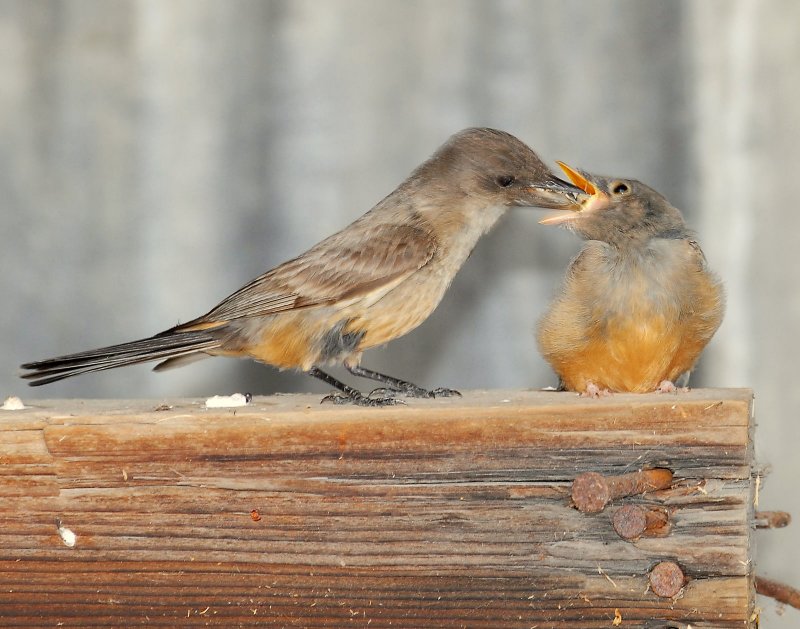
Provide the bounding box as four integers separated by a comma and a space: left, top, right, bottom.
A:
20, 128, 586, 406
537, 163, 724, 397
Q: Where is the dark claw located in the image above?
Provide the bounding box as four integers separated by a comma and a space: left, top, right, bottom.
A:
320, 393, 351, 405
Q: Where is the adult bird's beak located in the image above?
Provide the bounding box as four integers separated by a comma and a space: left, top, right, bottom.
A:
538, 161, 607, 225
520, 173, 587, 209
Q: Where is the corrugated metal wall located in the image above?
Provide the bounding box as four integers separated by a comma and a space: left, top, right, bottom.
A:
2, 1, 798, 622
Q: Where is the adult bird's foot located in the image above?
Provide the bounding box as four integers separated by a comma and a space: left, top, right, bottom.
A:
368, 385, 461, 399
344, 365, 460, 399
396, 385, 462, 399
426, 387, 462, 398
656, 380, 689, 394
580, 382, 612, 398
320, 391, 404, 407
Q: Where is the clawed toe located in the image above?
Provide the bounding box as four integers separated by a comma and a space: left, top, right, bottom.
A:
367, 387, 397, 399
361, 396, 405, 407
428, 387, 461, 398
580, 382, 612, 398
656, 380, 677, 394
320, 393, 351, 405
656, 380, 689, 394
320, 392, 404, 407
399, 385, 431, 398
397, 385, 461, 399
314, 364, 458, 404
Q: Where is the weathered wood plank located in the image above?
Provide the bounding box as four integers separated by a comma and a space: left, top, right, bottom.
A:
0, 388, 754, 627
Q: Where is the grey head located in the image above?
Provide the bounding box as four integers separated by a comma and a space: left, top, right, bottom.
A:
410, 128, 584, 210
540, 161, 689, 246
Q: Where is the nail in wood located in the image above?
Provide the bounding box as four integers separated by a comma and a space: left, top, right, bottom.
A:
754, 510, 791, 529
612, 504, 671, 540
649, 561, 685, 598
571, 468, 673, 514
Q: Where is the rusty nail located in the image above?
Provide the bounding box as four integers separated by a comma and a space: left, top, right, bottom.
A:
755, 510, 791, 529
612, 504, 646, 539
572, 468, 673, 513
612, 504, 671, 540
649, 561, 685, 598
755, 575, 800, 610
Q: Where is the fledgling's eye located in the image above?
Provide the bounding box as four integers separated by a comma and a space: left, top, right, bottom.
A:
612, 182, 630, 195
496, 175, 515, 188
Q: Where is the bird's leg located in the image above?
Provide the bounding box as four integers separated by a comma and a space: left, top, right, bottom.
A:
346, 364, 461, 399
307, 367, 403, 407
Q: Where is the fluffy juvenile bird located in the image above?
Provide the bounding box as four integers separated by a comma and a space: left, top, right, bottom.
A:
537, 163, 724, 397
21, 128, 582, 406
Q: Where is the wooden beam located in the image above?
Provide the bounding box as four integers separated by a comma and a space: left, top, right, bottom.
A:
0, 388, 754, 627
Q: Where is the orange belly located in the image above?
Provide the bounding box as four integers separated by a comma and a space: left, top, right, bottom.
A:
549, 315, 701, 393
228, 312, 322, 371
227, 281, 442, 372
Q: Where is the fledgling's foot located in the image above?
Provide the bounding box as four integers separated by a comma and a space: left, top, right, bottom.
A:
655, 380, 689, 394
656, 380, 677, 394
580, 382, 612, 398
320, 392, 404, 407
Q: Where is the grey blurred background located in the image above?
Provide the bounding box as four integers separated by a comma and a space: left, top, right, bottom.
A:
1, 0, 798, 623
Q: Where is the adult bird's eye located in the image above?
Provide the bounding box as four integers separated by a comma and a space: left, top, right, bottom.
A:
496, 175, 515, 188
612, 182, 630, 195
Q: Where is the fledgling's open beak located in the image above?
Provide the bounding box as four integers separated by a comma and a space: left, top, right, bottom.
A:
538, 161, 608, 225
521, 173, 586, 209
557, 161, 598, 195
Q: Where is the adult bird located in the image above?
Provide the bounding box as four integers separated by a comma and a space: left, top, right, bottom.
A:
22, 128, 582, 406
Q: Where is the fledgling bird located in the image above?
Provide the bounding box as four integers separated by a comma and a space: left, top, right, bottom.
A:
21, 128, 582, 406
537, 163, 724, 397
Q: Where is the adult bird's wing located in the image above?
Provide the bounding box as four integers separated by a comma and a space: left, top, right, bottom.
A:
175, 222, 438, 331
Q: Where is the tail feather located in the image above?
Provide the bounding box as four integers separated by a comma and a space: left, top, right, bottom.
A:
20, 331, 222, 386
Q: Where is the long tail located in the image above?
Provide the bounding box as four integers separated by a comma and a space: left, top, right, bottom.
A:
20, 330, 222, 386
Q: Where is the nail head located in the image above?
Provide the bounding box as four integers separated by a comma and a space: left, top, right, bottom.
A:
572, 472, 611, 513
649, 561, 685, 598
612, 504, 648, 540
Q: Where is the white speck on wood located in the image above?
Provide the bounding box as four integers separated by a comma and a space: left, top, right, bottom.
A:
1, 396, 25, 410
205, 393, 250, 408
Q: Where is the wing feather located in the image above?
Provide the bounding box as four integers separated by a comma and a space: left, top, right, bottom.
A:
176, 222, 437, 330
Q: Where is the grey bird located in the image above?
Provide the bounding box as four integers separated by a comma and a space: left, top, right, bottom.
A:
22, 128, 583, 405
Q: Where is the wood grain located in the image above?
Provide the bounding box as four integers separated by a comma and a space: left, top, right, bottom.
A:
0, 388, 754, 627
